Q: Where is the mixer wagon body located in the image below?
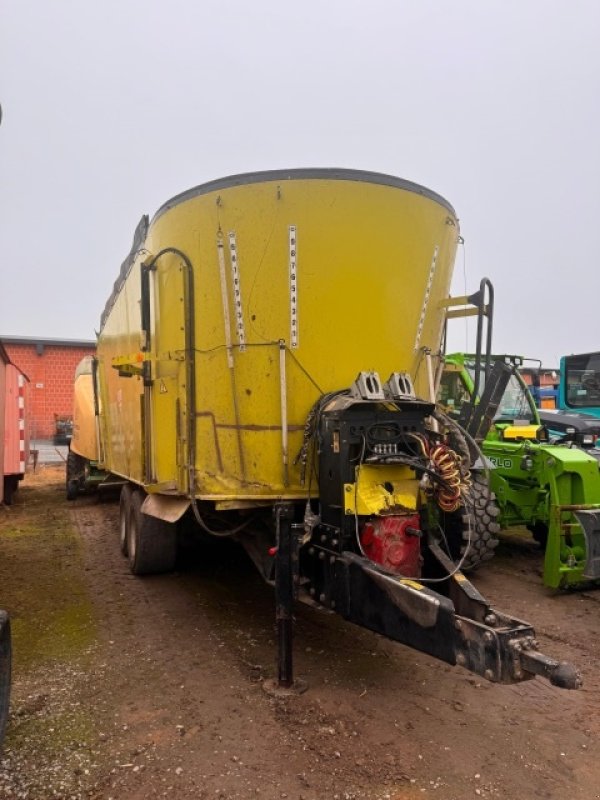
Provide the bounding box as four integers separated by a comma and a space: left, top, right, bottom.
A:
66, 355, 120, 500
86, 169, 580, 693
97, 169, 458, 501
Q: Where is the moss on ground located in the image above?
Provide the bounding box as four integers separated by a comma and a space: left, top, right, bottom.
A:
0, 467, 105, 796
8, 707, 94, 755
0, 467, 95, 673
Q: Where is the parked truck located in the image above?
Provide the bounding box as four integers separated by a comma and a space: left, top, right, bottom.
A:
73, 168, 579, 691
536, 352, 600, 461
558, 352, 600, 418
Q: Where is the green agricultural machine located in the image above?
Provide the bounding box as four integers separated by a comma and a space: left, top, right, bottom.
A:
439, 353, 600, 589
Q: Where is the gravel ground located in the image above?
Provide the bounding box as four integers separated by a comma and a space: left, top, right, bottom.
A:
0, 466, 599, 799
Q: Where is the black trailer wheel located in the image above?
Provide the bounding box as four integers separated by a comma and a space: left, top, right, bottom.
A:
0, 611, 12, 748
3, 476, 18, 506
127, 490, 177, 575
459, 474, 501, 571
119, 484, 133, 556
66, 450, 86, 501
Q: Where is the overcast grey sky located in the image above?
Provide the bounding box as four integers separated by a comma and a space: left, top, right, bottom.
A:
1, 0, 599, 366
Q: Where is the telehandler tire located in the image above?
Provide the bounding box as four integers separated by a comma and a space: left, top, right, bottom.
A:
460, 474, 501, 571
127, 490, 177, 575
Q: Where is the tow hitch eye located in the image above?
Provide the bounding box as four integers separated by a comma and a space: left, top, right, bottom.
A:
452, 611, 581, 690
510, 638, 582, 690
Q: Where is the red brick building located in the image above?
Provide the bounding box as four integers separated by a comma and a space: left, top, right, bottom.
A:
0, 337, 95, 441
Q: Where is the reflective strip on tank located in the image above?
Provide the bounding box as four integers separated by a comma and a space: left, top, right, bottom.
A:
289, 226, 298, 348
217, 233, 234, 368
228, 232, 246, 352
414, 245, 439, 352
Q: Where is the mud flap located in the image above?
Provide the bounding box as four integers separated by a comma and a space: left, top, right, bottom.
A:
141, 493, 191, 523
575, 509, 600, 579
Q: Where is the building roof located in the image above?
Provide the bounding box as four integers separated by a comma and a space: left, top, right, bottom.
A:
0, 335, 96, 348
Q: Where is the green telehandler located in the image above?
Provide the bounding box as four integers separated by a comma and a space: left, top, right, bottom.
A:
439, 353, 600, 589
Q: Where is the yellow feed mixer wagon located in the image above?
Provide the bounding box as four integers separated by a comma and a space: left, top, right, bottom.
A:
71, 169, 579, 691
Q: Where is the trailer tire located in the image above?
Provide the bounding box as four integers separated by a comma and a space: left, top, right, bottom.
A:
66, 450, 86, 501
127, 490, 177, 575
0, 611, 12, 748
3, 476, 18, 506
119, 484, 133, 556
459, 474, 501, 571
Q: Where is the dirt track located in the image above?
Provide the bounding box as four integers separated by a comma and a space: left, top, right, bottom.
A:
1, 466, 600, 799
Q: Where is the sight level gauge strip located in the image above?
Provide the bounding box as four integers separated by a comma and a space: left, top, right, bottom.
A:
289, 225, 298, 349
216, 233, 234, 368
228, 232, 246, 352
414, 245, 439, 353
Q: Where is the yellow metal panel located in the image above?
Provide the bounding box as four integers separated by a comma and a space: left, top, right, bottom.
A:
502, 424, 541, 441
71, 360, 98, 461
97, 261, 146, 483
97, 172, 459, 500
343, 465, 419, 516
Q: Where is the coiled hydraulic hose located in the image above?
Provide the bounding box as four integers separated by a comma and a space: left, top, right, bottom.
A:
407, 432, 471, 513
429, 443, 468, 512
